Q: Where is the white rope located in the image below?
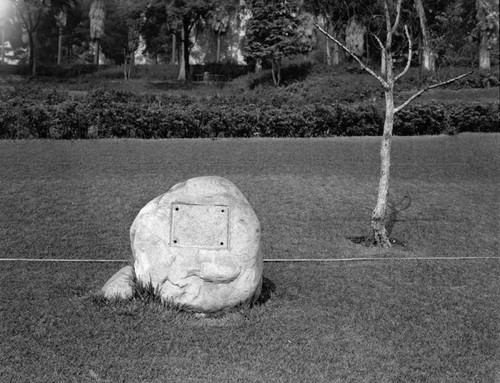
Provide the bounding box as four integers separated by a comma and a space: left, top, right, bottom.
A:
0, 258, 128, 263
0, 257, 496, 263
264, 257, 498, 262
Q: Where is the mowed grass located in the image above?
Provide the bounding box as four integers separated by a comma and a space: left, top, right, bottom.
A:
0, 134, 499, 382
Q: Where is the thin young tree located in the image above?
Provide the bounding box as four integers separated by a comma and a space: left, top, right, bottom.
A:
89, 0, 105, 65
315, 0, 471, 247
115, 0, 143, 80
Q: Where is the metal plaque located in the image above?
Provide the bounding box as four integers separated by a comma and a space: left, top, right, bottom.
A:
170, 203, 229, 249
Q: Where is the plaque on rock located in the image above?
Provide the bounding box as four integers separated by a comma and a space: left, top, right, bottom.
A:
170, 203, 229, 249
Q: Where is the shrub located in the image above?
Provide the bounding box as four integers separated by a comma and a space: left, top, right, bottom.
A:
449, 103, 500, 133
0, 85, 498, 139
337, 104, 383, 136
394, 104, 450, 135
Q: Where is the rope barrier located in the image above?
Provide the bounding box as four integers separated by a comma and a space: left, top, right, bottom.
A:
0, 257, 496, 263
266, 257, 497, 262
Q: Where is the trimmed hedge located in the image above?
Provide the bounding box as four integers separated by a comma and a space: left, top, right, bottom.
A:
0, 88, 498, 139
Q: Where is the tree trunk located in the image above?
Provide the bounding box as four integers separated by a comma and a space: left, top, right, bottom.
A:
1, 24, 5, 65
381, 49, 386, 75
29, 31, 37, 76
371, 51, 394, 248
325, 20, 331, 65
178, 22, 190, 82
216, 31, 221, 63
276, 57, 281, 85
422, 46, 435, 72
346, 17, 366, 56
332, 41, 340, 65
171, 34, 176, 64
476, 0, 496, 70
329, 28, 341, 66
479, 35, 491, 70
177, 27, 186, 81
123, 49, 131, 80
67, 34, 72, 63
271, 57, 277, 85
271, 56, 281, 86
371, 88, 393, 247
57, 28, 63, 65
415, 0, 435, 72
94, 39, 100, 65
255, 58, 262, 73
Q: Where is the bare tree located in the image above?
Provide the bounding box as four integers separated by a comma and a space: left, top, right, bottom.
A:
315, 0, 471, 247
124, 21, 140, 80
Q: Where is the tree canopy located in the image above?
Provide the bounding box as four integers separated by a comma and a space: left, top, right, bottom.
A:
0, 0, 497, 75
244, 0, 312, 85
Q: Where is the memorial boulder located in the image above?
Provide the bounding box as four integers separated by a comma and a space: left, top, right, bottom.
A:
130, 176, 263, 312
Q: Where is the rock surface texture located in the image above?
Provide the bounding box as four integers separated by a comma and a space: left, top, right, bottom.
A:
101, 265, 134, 300
130, 176, 263, 312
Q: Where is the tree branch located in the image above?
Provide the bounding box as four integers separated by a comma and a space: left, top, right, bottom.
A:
315, 23, 388, 88
372, 32, 385, 53
391, 0, 403, 35
394, 25, 412, 82
394, 71, 473, 113
383, 0, 391, 49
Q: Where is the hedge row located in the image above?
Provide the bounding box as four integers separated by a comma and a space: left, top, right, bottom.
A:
0, 90, 498, 139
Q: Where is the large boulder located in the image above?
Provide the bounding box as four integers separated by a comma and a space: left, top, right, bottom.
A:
130, 176, 263, 312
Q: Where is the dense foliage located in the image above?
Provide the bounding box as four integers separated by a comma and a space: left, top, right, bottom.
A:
244, 0, 312, 85
1, 0, 497, 75
0, 87, 497, 139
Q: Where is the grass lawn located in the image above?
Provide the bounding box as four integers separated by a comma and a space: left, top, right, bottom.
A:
0, 134, 499, 382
